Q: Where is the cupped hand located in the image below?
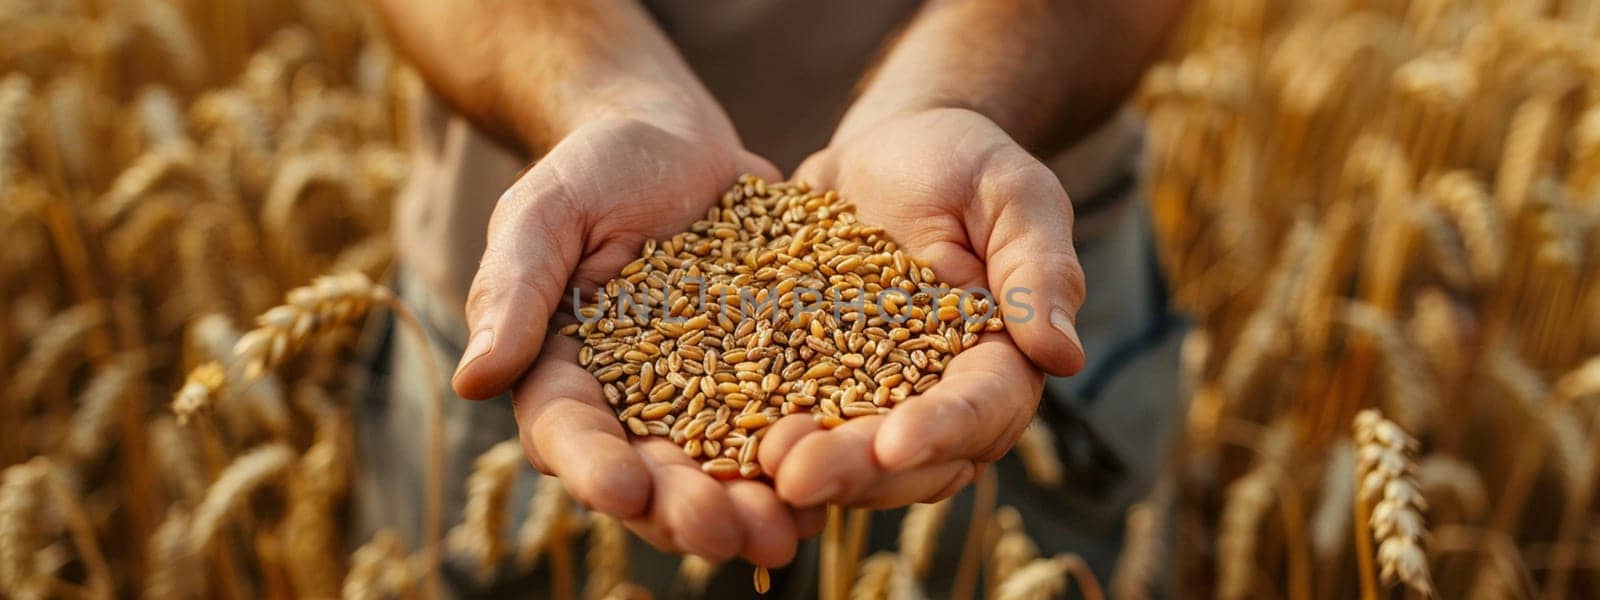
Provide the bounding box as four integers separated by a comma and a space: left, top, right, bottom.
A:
455, 115, 821, 565
762, 107, 1088, 508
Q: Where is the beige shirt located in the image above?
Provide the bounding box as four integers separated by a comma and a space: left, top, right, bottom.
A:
394, 0, 1138, 336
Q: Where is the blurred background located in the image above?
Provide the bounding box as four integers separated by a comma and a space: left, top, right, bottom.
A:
0, 0, 1597, 598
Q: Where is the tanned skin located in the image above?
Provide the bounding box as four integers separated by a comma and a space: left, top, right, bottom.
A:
366, 0, 1186, 566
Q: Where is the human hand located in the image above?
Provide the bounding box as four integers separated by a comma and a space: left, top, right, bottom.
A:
762, 107, 1087, 508
452, 113, 821, 565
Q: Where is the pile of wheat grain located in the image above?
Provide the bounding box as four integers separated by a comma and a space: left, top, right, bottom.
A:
1127, 0, 1600, 597
566, 175, 1001, 480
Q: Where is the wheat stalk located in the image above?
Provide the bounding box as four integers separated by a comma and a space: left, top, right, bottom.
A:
949, 466, 997, 600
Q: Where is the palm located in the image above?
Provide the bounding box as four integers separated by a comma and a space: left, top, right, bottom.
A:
467, 117, 814, 565
759, 108, 1081, 508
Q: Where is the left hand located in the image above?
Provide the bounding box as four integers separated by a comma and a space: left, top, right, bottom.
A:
759, 107, 1088, 508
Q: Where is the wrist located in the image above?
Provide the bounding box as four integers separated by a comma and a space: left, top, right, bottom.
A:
498, 57, 738, 153
831, 100, 992, 148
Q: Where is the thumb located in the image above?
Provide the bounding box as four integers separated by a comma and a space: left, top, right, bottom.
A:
453, 162, 584, 400
789, 150, 839, 190
978, 161, 1087, 377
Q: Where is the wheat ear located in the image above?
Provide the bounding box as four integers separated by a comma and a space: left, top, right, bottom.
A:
0, 74, 30, 197
1110, 481, 1172, 600
1217, 421, 1294, 600
282, 413, 352, 597
42, 460, 112, 600
66, 355, 141, 464
1553, 355, 1600, 404
171, 361, 225, 426
897, 498, 952, 577
675, 555, 720, 597
1336, 302, 1436, 436
187, 443, 296, 553
230, 273, 391, 382
514, 476, 574, 570
0, 459, 55, 598
1354, 409, 1434, 597
987, 506, 1038, 596
446, 439, 523, 581
343, 530, 416, 600
583, 513, 630, 600
1415, 455, 1488, 523
1309, 439, 1355, 564
994, 554, 1103, 600
145, 508, 199, 599
8, 302, 106, 409
205, 272, 447, 597
850, 552, 896, 600
1014, 419, 1065, 488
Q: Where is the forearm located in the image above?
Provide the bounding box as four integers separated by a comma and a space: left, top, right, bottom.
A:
837, 0, 1186, 154
365, 0, 734, 154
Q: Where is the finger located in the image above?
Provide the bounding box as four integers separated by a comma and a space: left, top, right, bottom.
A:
736, 150, 784, 183
514, 335, 651, 519
455, 161, 586, 399
795, 506, 828, 539
726, 480, 801, 567
757, 414, 823, 475
848, 460, 976, 509
635, 439, 746, 561
620, 518, 682, 555
773, 415, 886, 508
873, 335, 1043, 470
790, 151, 838, 190
972, 157, 1087, 377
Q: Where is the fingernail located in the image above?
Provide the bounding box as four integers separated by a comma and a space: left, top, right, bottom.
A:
455, 329, 494, 380
1050, 308, 1083, 354
794, 482, 841, 508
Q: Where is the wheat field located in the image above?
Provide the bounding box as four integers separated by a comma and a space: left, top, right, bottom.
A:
1, 0, 1597, 598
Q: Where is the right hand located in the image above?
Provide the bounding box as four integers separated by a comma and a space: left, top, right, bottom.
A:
453, 115, 822, 566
